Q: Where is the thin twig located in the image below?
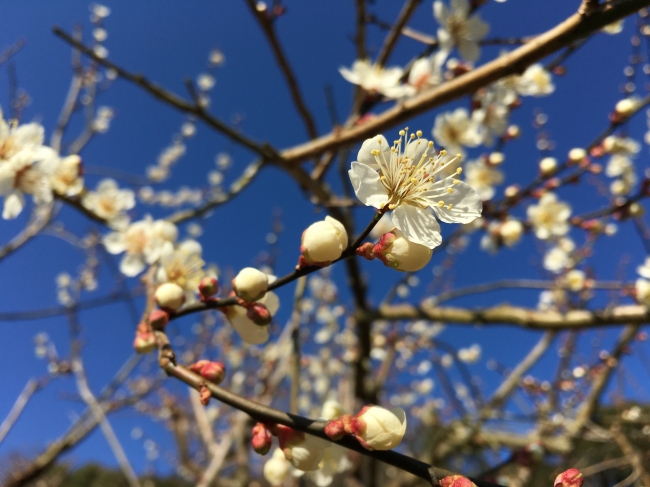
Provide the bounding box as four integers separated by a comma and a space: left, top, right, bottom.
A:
376, 0, 423, 66
0, 378, 43, 445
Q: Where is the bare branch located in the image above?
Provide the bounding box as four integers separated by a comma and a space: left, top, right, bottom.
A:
376, 0, 423, 66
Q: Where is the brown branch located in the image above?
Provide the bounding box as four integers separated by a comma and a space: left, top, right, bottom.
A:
244, 0, 318, 139
0, 39, 25, 68
372, 303, 650, 330
279, 0, 650, 164
376, 0, 424, 66
610, 422, 650, 487
0, 378, 44, 445
0, 205, 54, 262
52, 26, 280, 162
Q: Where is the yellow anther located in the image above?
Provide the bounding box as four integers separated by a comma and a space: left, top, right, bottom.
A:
410, 178, 418, 183
446, 204, 453, 210
399, 130, 405, 136
453, 179, 461, 184
371, 149, 380, 156
376, 137, 382, 144
380, 176, 387, 181
446, 188, 453, 193
456, 153, 462, 160
437, 201, 445, 207
456, 167, 463, 174
416, 130, 423, 137
427, 141, 433, 147
388, 203, 397, 210
410, 133, 415, 139
440, 149, 447, 156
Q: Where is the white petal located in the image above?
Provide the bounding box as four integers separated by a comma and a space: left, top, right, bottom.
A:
261, 291, 280, 316
405, 137, 431, 165
392, 204, 442, 249
451, 0, 470, 18
3, 192, 24, 219
466, 15, 490, 40
357, 135, 391, 170
432, 181, 482, 224
433, 1, 449, 23
102, 232, 126, 254
457, 39, 480, 63
230, 310, 269, 345
348, 162, 390, 209
120, 254, 146, 277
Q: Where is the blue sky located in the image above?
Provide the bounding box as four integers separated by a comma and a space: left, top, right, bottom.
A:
0, 0, 648, 476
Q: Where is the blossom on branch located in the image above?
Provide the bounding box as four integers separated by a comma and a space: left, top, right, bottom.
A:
339, 59, 410, 99
349, 129, 482, 249
433, 0, 489, 63
432, 108, 482, 158
82, 178, 135, 229
527, 192, 571, 240
299, 216, 348, 267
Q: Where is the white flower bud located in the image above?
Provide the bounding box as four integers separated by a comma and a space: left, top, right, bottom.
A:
539, 157, 557, 175
232, 267, 268, 301
565, 269, 585, 292
263, 448, 291, 486
488, 152, 504, 165
615, 97, 639, 117
154, 283, 185, 311
321, 399, 344, 420
499, 219, 523, 247
354, 406, 406, 450
568, 148, 586, 162
301, 216, 348, 264
374, 230, 432, 272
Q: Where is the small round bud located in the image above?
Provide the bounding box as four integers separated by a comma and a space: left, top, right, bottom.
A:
133, 324, 156, 354
372, 230, 432, 272
499, 219, 523, 247
568, 148, 586, 163
539, 157, 558, 175
198, 384, 211, 406
232, 267, 268, 302
155, 283, 185, 311
198, 276, 218, 300
246, 302, 273, 326
300, 216, 348, 266
615, 97, 639, 117
554, 469, 583, 487
252, 422, 273, 455
439, 476, 477, 487
488, 152, 505, 165
506, 124, 520, 139
148, 309, 169, 330
352, 405, 406, 451
189, 360, 226, 384
504, 184, 520, 198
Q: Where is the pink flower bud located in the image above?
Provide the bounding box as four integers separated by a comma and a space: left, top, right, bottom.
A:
554, 469, 583, 487
252, 422, 273, 455
133, 324, 156, 354
372, 230, 432, 272
246, 302, 273, 326
352, 405, 407, 451
232, 267, 268, 302
189, 360, 226, 384
324, 418, 346, 440
356, 242, 375, 260
149, 309, 169, 330
198, 276, 219, 300
154, 283, 185, 311
439, 475, 476, 487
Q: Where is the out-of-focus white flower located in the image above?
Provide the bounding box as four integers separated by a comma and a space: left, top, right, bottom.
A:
264, 448, 291, 486
311, 444, 352, 487
82, 178, 135, 228
225, 286, 279, 345
472, 101, 509, 146
432, 108, 482, 157
603, 19, 624, 34
278, 427, 328, 471
568, 148, 586, 162
615, 97, 641, 118
637, 257, 650, 279
321, 400, 344, 421
433, 0, 489, 62
543, 238, 575, 273
103, 216, 178, 277
527, 192, 571, 240
464, 158, 503, 200
354, 405, 406, 450
565, 269, 585, 292
539, 157, 558, 175
499, 219, 523, 247
349, 129, 481, 249
301, 216, 348, 265
458, 344, 481, 363
156, 240, 205, 301
407, 52, 447, 93
339, 59, 409, 99
515, 64, 555, 97
636, 278, 650, 305
197, 73, 216, 91
50, 154, 83, 196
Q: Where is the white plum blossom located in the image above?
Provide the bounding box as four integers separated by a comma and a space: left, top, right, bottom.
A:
82, 178, 135, 228
432, 108, 482, 157
349, 129, 482, 249
301, 216, 348, 264
458, 344, 481, 363
433, 0, 490, 62
499, 219, 523, 247
603, 135, 639, 196
472, 101, 509, 146
637, 257, 650, 279
232, 267, 269, 301
355, 406, 407, 450
543, 238, 575, 273
156, 240, 205, 302
339, 59, 409, 99
225, 285, 280, 345
406, 52, 447, 94
50, 154, 83, 196
155, 282, 185, 311
527, 192, 571, 240
565, 269, 586, 292
103, 216, 178, 277
264, 448, 292, 486
516, 64, 555, 97
464, 158, 504, 200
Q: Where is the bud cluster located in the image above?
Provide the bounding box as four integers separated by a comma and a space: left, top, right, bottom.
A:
324, 405, 407, 451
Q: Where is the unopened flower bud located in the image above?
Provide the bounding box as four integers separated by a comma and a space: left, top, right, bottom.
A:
189, 360, 226, 384
133, 323, 156, 354
149, 309, 169, 330
615, 97, 639, 118
554, 468, 583, 487
488, 152, 504, 165
300, 216, 348, 266
352, 405, 406, 451
539, 157, 558, 175
277, 425, 327, 471
155, 283, 185, 311
372, 230, 432, 272
506, 125, 520, 139
504, 184, 520, 198
246, 302, 272, 326
568, 148, 586, 163
232, 267, 268, 302
356, 242, 375, 260
198, 276, 218, 300
439, 475, 477, 487
252, 422, 273, 455
565, 269, 585, 292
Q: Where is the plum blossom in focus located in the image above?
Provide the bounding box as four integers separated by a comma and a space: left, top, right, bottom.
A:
433, 0, 490, 62
349, 129, 482, 249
